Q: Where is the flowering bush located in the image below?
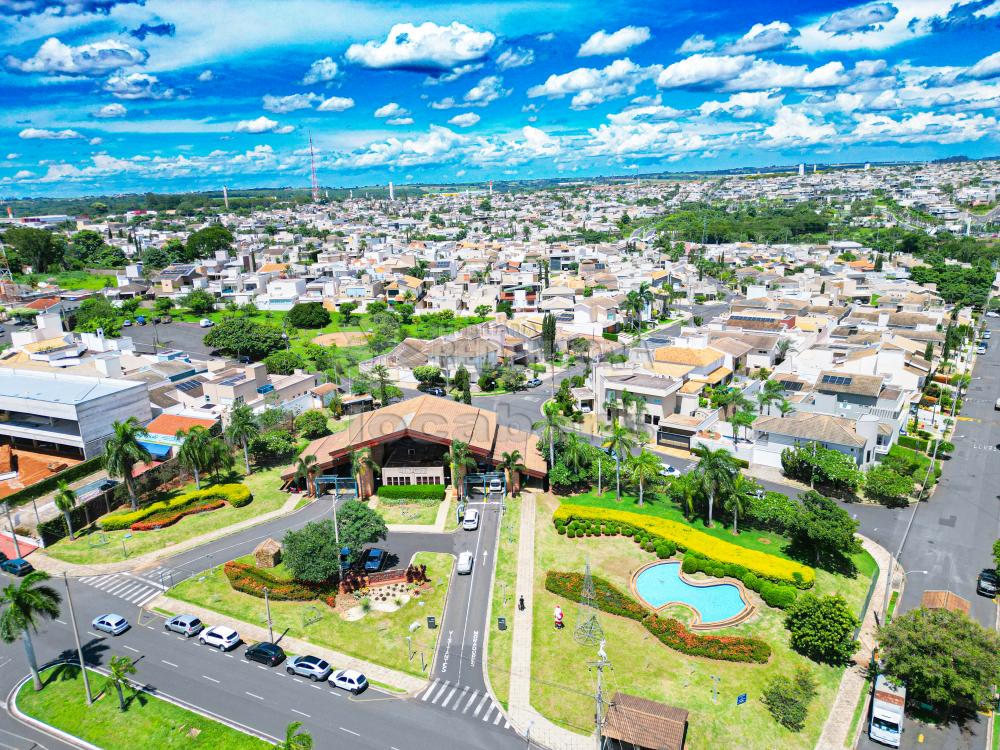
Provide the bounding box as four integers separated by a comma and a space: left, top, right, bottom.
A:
130, 500, 225, 531
545, 571, 647, 621
223, 561, 336, 606
99, 484, 252, 531
553, 504, 814, 588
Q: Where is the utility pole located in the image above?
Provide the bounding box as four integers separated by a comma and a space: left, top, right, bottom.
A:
589, 640, 611, 750
63, 573, 93, 704
263, 586, 274, 643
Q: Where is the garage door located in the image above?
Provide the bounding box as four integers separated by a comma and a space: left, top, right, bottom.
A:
657, 430, 690, 449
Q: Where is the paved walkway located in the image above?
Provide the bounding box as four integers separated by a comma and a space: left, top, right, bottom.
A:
815, 534, 894, 750
150, 593, 427, 694
28, 493, 308, 577
507, 492, 592, 750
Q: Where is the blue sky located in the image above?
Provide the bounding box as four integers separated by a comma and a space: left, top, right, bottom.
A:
1, 0, 999, 197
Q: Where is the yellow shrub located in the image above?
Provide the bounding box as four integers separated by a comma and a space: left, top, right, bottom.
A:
99, 483, 252, 530
555, 503, 815, 587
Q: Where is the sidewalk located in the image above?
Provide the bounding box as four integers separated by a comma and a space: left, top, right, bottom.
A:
150, 593, 427, 694
28, 493, 309, 577
815, 534, 894, 750
507, 492, 592, 750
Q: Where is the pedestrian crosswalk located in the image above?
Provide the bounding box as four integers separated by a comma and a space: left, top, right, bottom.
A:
77, 571, 169, 607
416, 680, 509, 728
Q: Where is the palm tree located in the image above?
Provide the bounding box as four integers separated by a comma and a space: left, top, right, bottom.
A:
350, 448, 379, 500
756, 379, 783, 415
631, 395, 647, 432
626, 449, 662, 507
692, 445, 738, 528
602, 418, 637, 502
671, 471, 701, 519
328, 392, 344, 421
277, 722, 314, 750
560, 434, 589, 476
778, 398, 795, 418
177, 426, 213, 489
731, 409, 756, 443
636, 281, 655, 332
106, 655, 137, 711
623, 290, 643, 332
446, 440, 477, 500
104, 417, 152, 511
293, 454, 318, 496
532, 401, 571, 470
726, 474, 760, 535
0, 571, 61, 691
498, 450, 527, 495
776, 338, 792, 364
409, 259, 429, 280
205, 436, 235, 480
53, 481, 77, 541
225, 403, 258, 474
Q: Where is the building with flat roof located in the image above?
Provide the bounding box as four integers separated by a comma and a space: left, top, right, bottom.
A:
0, 367, 151, 459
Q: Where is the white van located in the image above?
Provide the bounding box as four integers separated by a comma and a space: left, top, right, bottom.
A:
488, 478, 503, 493
869, 674, 905, 747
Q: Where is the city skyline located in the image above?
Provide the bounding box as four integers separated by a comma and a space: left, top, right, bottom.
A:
2, 0, 1000, 196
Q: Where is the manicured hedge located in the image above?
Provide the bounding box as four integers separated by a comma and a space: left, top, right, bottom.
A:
682, 553, 797, 609
130, 500, 225, 531
545, 570, 770, 664
897, 435, 928, 452
223, 560, 336, 608
98, 484, 252, 531
554, 503, 814, 588
5, 455, 104, 508
376, 484, 446, 501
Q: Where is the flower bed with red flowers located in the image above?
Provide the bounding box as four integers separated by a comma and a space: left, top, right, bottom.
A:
545, 570, 770, 664
130, 501, 225, 531
223, 561, 337, 607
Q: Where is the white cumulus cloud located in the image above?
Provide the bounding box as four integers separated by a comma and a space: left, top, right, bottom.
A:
316, 96, 355, 112
345, 21, 495, 72
723, 60, 849, 91
529, 58, 655, 109
198, 69, 213, 82
678, 33, 714, 53
656, 54, 752, 89
302, 56, 339, 84
723, 21, 796, 54
820, 2, 899, 34
19, 127, 84, 139
335, 125, 467, 168
375, 102, 409, 118
387, 117, 414, 126
103, 71, 173, 100
5, 37, 147, 76
578, 26, 650, 56
968, 50, 1000, 79
263, 93, 319, 113
234, 116, 293, 134
448, 112, 480, 127
764, 107, 836, 146
497, 47, 535, 70
93, 102, 127, 118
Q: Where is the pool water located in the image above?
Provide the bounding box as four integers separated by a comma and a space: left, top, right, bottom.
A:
634, 562, 749, 625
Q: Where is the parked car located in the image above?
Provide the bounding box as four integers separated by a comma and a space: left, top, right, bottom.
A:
526, 378, 543, 388
286, 655, 332, 681
659, 463, 682, 478
363, 548, 387, 573
977, 343, 988, 354
122, 319, 132, 327
331, 669, 368, 694
199, 318, 214, 328
488, 477, 503, 493
988, 311, 1000, 318
92, 614, 130, 636
462, 508, 480, 531
426, 387, 446, 397
977, 569, 999, 597
199, 625, 240, 651
164, 614, 204, 637
244, 641, 285, 666
456, 551, 474, 575
1, 558, 33, 576
995, 398, 1000, 411
984, 330, 992, 340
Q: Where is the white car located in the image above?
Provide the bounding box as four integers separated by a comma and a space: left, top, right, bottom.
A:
987, 311, 1000, 318
488, 478, 503, 493
659, 463, 682, 478
199, 318, 214, 328
984, 330, 992, 340
199, 625, 240, 651
456, 551, 474, 575
462, 508, 480, 531
330, 668, 368, 694
92, 614, 130, 636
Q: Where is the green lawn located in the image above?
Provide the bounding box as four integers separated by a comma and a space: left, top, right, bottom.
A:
167, 551, 453, 677
487, 495, 521, 709
375, 498, 441, 525
18, 664, 271, 750
531, 494, 874, 749
43, 468, 290, 565
15, 271, 114, 291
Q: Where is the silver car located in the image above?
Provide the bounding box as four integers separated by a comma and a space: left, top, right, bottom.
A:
456, 551, 474, 575
164, 614, 204, 637
286, 655, 332, 682
92, 614, 130, 636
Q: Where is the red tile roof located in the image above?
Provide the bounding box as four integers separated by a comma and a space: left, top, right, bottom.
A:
144, 414, 217, 437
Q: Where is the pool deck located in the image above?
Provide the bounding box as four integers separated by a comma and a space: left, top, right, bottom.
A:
629, 559, 757, 631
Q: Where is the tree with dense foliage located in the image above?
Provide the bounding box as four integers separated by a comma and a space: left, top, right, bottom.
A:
264, 349, 306, 375
2, 227, 64, 272
182, 289, 216, 315
204, 317, 285, 360
249, 429, 296, 465
864, 465, 913, 507
881, 607, 1000, 713
534, 401, 572, 472
370, 364, 401, 404
691, 445, 739, 528
0, 571, 61, 691
780, 442, 863, 495
626, 449, 662, 507
107, 655, 137, 711
761, 668, 818, 731
294, 410, 330, 439
104, 417, 153, 510
186, 225, 233, 260
73, 296, 119, 332
784, 593, 859, 664
293, 454, 318, 496
541, 312, 557, 360
177, 425, 213, 489
225, 403, 258, 474
446, 440, 477, 499
53, 481, 78, 541
336, 501, 388, 564
338, 301, 359, 326
413, 365, 444, 390
601, 418, 637, 502
287, 302, 331, 329
474, 304, 492, 319
283, 519, 342, 582
789, 490, 862, 567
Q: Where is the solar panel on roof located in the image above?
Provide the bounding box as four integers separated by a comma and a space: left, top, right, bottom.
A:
780, 380, 804, 392
821, 374, 852, 386
176, 379, 201, 393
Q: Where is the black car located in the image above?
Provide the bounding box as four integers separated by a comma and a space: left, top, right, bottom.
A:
244, 642, 285, 666
977, 569, 998, 597
0, 551, 7, 563
1, 558, 34, 576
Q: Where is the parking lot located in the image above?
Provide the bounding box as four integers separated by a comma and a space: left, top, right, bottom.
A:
124, 319, 216, 356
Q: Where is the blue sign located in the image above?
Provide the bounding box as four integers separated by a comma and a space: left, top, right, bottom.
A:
737, 693, 747, 706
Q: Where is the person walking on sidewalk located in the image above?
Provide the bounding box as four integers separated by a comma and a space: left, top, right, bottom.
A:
518, 595, 525, 611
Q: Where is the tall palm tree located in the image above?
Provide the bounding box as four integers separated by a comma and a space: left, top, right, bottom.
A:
778, 398, 795, 418
225, 403, 258, 474
0, 571, 61, 691
631, 395, 647, 432
497, 450, 527, 495
350, 448, 379, 500
726, 474, 760, 535
446, 440, 477, 500
104, 417, 153, 511
560, 434, 589, 476
205, 436, 235, 480
756, 379, 784, 415
53, 481, 77, 541
623, 290, 643, 332
636, 281, 655, 331
731, 409, 756, 443
276, 722, 314, 750
692, 445, 738, 528
532, 401, 571, 470
294, 454, 318, 496
626, 449, 662, 507
671, 471, 701, 519
602, 418, 637, 502
106, 655, 137, 712
177, 426, 213, 489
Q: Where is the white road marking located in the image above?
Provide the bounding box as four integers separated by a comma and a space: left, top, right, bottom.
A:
203, 675, 220, 683
493, 711, 503, 725
440, 686, 457, 708
473, 692, 489, 716
340, 728, 360, 737
55, 619, 67, 625
463, 689, 479, 712
245, 691, 264, 700
419, 679, 437, 700
161, 660, 178, 667
123, 645, 140, 653
430, 680, 449, 703
87, 631, 103, 638
291, 709, 310, 718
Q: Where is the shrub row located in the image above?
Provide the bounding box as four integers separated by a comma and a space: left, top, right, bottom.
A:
99, 484, 252, 531
130, 500, 225, 531
223, 561, 336, 607
376, 484, 446, 501
682, 553, 797, 609
544, 571, 770, 664
557, 518, 678, 559
554, 504, 814, 588
897, 435, 928, 452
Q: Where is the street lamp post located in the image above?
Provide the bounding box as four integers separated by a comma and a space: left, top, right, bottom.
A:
881, 567, 928, 622
3, 501, 22, 559
263, 586, 274, 643
63, 573, 93, 705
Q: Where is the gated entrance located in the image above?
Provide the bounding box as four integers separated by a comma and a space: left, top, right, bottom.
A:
314, 475, 358, 498
464, 471, 505, 497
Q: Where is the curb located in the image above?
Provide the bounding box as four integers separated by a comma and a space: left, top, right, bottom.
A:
480, 494, 512, 729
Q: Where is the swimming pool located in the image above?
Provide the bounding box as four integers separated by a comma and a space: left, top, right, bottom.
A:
633, 561, 750, 627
